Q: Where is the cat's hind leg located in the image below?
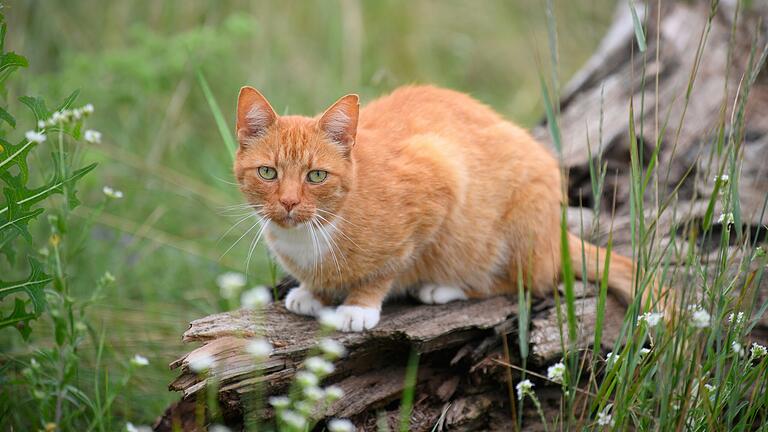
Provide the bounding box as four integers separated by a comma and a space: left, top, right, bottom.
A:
416, 284, 468, 304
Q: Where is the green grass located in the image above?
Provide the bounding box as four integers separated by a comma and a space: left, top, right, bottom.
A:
0, 1, 614, 429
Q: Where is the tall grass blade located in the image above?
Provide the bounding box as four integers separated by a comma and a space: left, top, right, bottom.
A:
197, 70, 238, 163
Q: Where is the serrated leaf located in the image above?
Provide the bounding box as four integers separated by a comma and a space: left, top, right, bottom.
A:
0, 258, 51, 338
0, 162, 97, 217
0, 51, 28, 72
18, 95, 50, 123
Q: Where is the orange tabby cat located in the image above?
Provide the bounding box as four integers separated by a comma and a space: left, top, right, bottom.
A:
234, 85, 662, 332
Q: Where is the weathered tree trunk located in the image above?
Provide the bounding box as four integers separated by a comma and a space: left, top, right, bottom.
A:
156, 1, 768, 430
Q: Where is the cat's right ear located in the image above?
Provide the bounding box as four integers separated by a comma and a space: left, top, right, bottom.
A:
236, 86, 277, 144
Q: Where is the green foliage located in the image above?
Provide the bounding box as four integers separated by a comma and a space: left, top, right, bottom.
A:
0, 9, 95, 338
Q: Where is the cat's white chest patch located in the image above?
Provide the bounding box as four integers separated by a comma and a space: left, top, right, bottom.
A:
266, 221, 334, 270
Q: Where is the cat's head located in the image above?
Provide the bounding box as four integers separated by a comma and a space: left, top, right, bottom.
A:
234, 87, 358, 228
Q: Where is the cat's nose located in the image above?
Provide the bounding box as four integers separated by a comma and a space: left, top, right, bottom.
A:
280, 198, 299, 213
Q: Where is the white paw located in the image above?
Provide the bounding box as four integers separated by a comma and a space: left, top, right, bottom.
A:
333, 305, 380, 332
417, 284, 467, 304
285, 285, 324, 317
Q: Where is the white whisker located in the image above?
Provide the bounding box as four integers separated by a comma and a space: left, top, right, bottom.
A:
220, 214, 267, 259
218, 212, 259, 242
245, 220, 270, 276
314, 212, 363, 251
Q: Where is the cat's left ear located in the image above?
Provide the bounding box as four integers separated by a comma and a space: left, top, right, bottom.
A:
318, 94, 359, 158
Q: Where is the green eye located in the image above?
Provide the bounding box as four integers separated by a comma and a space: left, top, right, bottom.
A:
257, 166, 277, 180
307, 170, 328, 184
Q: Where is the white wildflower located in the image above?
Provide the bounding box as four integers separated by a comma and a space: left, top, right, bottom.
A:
318, 308, 344, 329
268, 395, 290, 408
691, 308, 711, 328
125, 423, 152, 432
324, 385, 344, 401
51, 111, 65, 123
716, 212, 734, 226
294, 400, 313, 416
305, 356, 335, 376
216, 272, 246, 299
704, 383, 716, 393
37, 120, 46, 129
319, 338, 347, 359
295, 371, 319, 388
639, 348, 651, 359
84, 129, 102, 143
714, 174, 729, 184
640, 312, 663, 327
241, 286, 272, 309
209, 425, 232, 432
546, 361, 566, 384
188, 353, 216, 372
328, 418, 354, 432
278, 409, 307, 430
732, 341, 744, 356
728, 312, 745, 326
72, 108, 83, 120
515, 379, 534, 401
750, 343, 767, 359
130, 354, 149, 367
245, 338, 273, 359
303, 385, 325, 401
605, 351, 620, 365
596, 404, 614, 427
83, 103, 95, 114
25, 130, 46, 144
102, 186, 124, 199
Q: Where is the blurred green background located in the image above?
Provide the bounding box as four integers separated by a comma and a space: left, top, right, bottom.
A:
3, 0, 614, 424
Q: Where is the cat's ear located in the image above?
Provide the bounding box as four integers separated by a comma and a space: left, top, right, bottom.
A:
236, 86, 277, 144
318, 94, 359, 157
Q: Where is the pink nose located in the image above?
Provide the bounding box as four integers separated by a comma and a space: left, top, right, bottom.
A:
280, 198, 299, 212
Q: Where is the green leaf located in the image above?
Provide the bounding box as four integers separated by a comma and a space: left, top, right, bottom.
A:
628, 0, 647, 52
197, 70, 238, 162
56, 89, 80, 112
0, 106, 15, 127
0, 52, 28, 74
19, 95, 51, 123
0, 258, 52, 339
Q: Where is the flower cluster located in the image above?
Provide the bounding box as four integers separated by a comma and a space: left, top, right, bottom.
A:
750, 343, 767, 359
102, 186, 124, 199
516, 379, 534, 400
640, 312, 663, 327
716, 212, 734, 227
596, 404, 614, 427
728, 312, 745, 326
241, 286, 272, 309
130, 354, 149, 367
689, 306, 711, 329
267, 336, 350, 430
245, 338, 273, 359
546, 361, 566, 385
216, 271, 246, 299
188, 353, 216, 373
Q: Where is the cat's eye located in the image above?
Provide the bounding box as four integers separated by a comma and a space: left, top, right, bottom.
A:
257, 166, 277, 180
307, 170, 328, 184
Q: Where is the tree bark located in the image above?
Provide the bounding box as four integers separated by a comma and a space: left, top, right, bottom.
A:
156, 1, 768, 430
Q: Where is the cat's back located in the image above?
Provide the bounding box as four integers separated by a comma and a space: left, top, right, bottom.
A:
359, 85, 503, 137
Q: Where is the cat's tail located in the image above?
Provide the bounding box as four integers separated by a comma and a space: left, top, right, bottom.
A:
566, 232, 671, 312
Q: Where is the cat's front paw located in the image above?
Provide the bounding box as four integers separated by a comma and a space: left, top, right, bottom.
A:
417, 284, 468, 304
285, 285, 324, 317
333, 305, 380, 332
